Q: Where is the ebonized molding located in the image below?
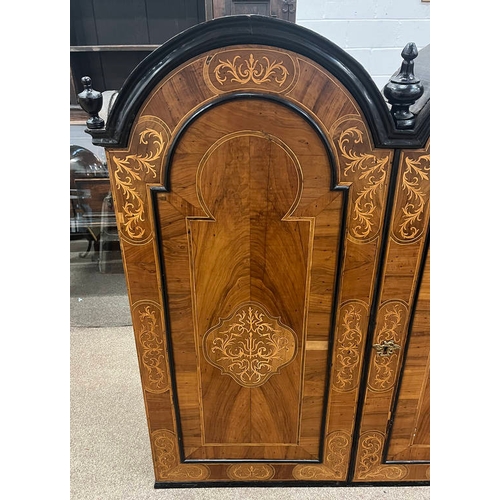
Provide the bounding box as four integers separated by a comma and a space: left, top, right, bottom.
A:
154, 480, 430, 489
84, 15, 430, 150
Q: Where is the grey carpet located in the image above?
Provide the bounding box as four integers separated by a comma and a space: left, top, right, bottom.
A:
70, 325, 430, 500
70, 240, 131, 328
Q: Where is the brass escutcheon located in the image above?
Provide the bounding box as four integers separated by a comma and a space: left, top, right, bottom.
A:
373, 339, 401, 357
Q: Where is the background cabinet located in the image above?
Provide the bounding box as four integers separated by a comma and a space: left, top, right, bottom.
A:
207, 0, 296, 21
70, 0, 296, 105
70, 0, 206, 103
82, 15, 429, 487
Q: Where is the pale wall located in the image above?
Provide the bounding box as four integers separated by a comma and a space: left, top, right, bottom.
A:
296, 0, 430, 89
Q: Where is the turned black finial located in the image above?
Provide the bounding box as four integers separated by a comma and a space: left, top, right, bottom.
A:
77, 76, 104, 130
383, 42, 424, 130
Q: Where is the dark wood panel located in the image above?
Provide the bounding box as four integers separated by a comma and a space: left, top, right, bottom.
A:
211, 0, 296, 21
71, 50, 155, 93
70, 0, 98, 46
99, 52, 149, 90
231, 1, 270, 16
92, 0, 149, 45
70, 0, 206, 98
146, 0, 205, 43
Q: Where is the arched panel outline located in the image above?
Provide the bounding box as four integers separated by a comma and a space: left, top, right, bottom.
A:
162, 93, 339, 192
151, 96, 350, 465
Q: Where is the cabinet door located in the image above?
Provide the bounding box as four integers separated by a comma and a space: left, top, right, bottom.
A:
386, 249, 430, 463
104, 45, 396, 484
352, 147, 430, 483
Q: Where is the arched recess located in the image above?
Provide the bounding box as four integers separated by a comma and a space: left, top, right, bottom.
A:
154, 95, 348, 463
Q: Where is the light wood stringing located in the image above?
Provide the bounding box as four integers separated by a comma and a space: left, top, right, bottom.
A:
102, 44, 430, 484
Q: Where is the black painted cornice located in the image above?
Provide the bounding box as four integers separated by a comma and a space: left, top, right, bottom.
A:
85, 15, 429, 149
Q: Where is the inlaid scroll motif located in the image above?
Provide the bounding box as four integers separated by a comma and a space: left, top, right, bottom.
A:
204, 49, 297, 94
203, 302, 298, 388
227, 464, 275, 481
151, 430, 210, 481
216, 53, 289, 85
368, 301, 408, 392
132, 302, 169, 393
293, 431, 351, 480
392, 151, 430, 243
111, 117, 169, 243
335, 124, 390, 242
332, 301, 369, 391
356, 432, 408, 480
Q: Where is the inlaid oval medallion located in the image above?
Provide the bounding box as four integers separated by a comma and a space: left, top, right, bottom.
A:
203, 302, 298, 388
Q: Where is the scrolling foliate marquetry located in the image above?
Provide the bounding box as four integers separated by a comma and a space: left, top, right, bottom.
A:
333, 119, 391, 243
368, 301, 408, 392
131, 301, 169, 393
109, 116, 170, 244
353, 143, 430, 482
293, 431, 351, 480
204, 48, 298, 94
203, 302, 298, 388
332, 301, 369, 392
151, 430, 210, 481
392, 149, 430, 244
215, 54, 289, 85
355, 432, 408, 481
227, 464, 275, 481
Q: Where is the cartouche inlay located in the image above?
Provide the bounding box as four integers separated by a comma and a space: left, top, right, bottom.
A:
203, 302, 298, 388
214, 53, 289, 86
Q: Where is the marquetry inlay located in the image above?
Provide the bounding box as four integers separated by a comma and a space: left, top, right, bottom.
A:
132, 302, 169, 393
204, 48, 297, 94
368, 301, 408, 392
94, 16, 430, 484
332, 301, 369, 391
337, 126, 390, 241
392, 152, 430, 243
152, 430, 210, 481
356, 432, 408, 480
112, 128, 164, 240
203, 302, 298, 388
227, 464, 275, 481
109, 115, 170, 244
293, 431, 351, 480
215, 53, 289, 86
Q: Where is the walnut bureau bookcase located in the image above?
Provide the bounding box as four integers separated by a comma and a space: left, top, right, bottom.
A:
79, 15, 430, 488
